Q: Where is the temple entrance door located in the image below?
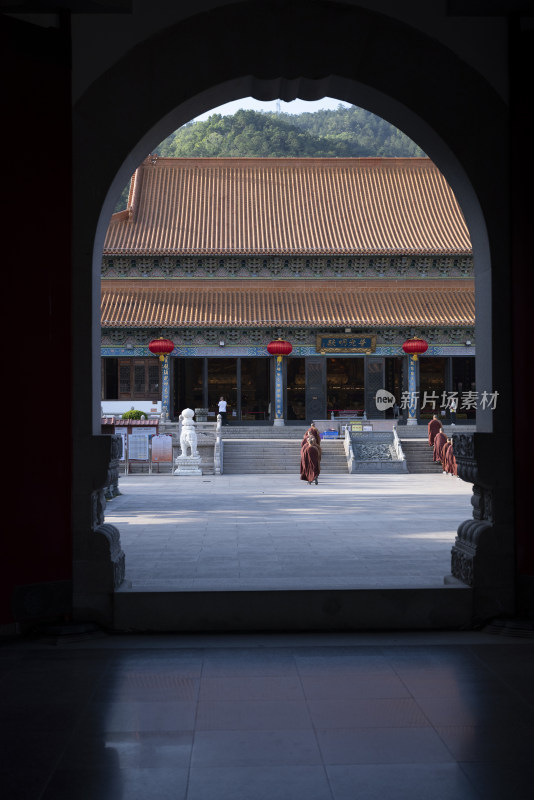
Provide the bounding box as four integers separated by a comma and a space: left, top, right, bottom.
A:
240, 358, 270, 422
287, 357, 306, 420
207, 358, 237, 421
385, 356, 403, 419
173, 357, 204, 417
305, 357, 326, 421
326, 357, 365, 417
419, 357, 447, 422
365, 357, 385, 418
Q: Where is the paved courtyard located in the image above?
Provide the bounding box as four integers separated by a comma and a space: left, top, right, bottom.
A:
106, 473, 473, 591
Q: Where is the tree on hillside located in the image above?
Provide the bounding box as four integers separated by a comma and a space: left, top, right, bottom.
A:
113, 105, 425, 211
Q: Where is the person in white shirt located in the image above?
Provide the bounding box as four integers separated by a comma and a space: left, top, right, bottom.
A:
450, 397, 457, 425
218, 396, 228, 424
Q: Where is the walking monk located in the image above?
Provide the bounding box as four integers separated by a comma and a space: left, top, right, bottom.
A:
301, 424, 321, 449
300, 436, 321, 485
428, 414, 443, 447
433, 428, 447, 463
441, 438, 452, 473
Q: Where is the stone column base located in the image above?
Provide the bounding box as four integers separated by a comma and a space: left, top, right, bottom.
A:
273, 418, 285, 426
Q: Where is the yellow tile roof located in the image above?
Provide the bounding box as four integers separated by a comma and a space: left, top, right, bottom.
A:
101, 280, 474, 328
104, 157, 472, 256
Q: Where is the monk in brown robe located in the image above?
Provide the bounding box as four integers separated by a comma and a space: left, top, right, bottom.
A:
428, 414, 443, 446
450, 444, 458, 476
300, 436, 321, 485
444, 438, 457, 476
441, 439, 451, 473
433, 429, 447, 462
301, 424, 321, 449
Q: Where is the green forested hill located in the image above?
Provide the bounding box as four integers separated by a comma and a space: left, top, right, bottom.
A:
114, 105, 424, 210
157, 106, 424, 159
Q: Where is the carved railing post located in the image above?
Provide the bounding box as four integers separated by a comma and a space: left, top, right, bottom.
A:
451, 432, 514, 621
104, 433, 122, 500
73, 434, 126, 625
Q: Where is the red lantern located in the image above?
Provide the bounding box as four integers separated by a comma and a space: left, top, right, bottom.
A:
148, 337, 174, 361
402, 337, 428, 361
267, 339, 293, 356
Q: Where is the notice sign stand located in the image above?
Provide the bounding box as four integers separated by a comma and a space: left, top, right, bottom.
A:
151, 434, 173, 467
128, 433, 149, 461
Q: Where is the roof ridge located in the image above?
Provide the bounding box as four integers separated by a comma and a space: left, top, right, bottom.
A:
139, 156, 433, 168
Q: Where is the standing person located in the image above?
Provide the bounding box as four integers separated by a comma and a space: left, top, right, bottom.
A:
300, 436, 321, 485
218, 396, 228, 425
433, 428, 447, 463
427, 414, 443, 447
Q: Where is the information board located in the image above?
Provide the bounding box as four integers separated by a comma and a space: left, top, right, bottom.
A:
128, 434, 149, 460
151, 434, 173, 463
131, 426, 157, 437
114, 428, 127, 460
342, 420, 363, 432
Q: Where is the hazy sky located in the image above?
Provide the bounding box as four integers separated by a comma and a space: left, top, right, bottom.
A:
193, 97, 351, 121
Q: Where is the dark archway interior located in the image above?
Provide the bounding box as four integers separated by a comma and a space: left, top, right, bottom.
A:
5, 1, 533, 631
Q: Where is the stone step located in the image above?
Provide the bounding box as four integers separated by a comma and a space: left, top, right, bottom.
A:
114, 585, 474, 633
397, 439, 446, 474
223, 440, 348, 474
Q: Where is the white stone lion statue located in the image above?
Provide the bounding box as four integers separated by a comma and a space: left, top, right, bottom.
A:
179, 408, 199, 457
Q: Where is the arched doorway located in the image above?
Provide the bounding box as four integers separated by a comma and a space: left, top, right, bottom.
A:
73, 1, 513, 627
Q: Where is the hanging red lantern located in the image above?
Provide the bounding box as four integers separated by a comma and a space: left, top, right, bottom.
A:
148, 337, 174, 361
267, 339, 293, 356
402, 337, 428, 361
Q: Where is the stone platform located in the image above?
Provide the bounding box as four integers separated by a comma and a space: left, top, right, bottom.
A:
107, 472, 475, 631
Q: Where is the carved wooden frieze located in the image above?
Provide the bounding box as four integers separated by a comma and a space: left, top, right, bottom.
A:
101, 254, 474, 280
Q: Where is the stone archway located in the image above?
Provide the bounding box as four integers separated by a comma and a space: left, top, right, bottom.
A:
72, 1, 513, 627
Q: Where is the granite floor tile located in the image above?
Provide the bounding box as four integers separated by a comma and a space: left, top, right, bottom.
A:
94, 675, 199, 702
199, 675, 304, 701
300, 674, 411, 699
434, 723, 534, 763
202, 649, 298, 677
107, 474, 473, 590
191, 729, 323, 766
80, 700, 197, 733
327, 763, 480, 800
57, 731, 193, 770
317, 726, 455, 765
307, 697, 430, 728
415, 692, 532, 726
187, 765, 334, 800
196, 699, 312, 730
41, 767, 189, 800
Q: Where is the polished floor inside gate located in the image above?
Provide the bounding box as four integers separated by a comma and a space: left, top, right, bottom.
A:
2, 631, 533, 799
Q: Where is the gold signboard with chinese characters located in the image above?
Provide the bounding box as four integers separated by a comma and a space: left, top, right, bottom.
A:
316, 334, 376, 354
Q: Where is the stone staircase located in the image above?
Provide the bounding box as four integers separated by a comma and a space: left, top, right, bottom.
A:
223, 439, 348, 475
320, 440, 350, 474
399, 438, 443, 473
219, 425, 306, 439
